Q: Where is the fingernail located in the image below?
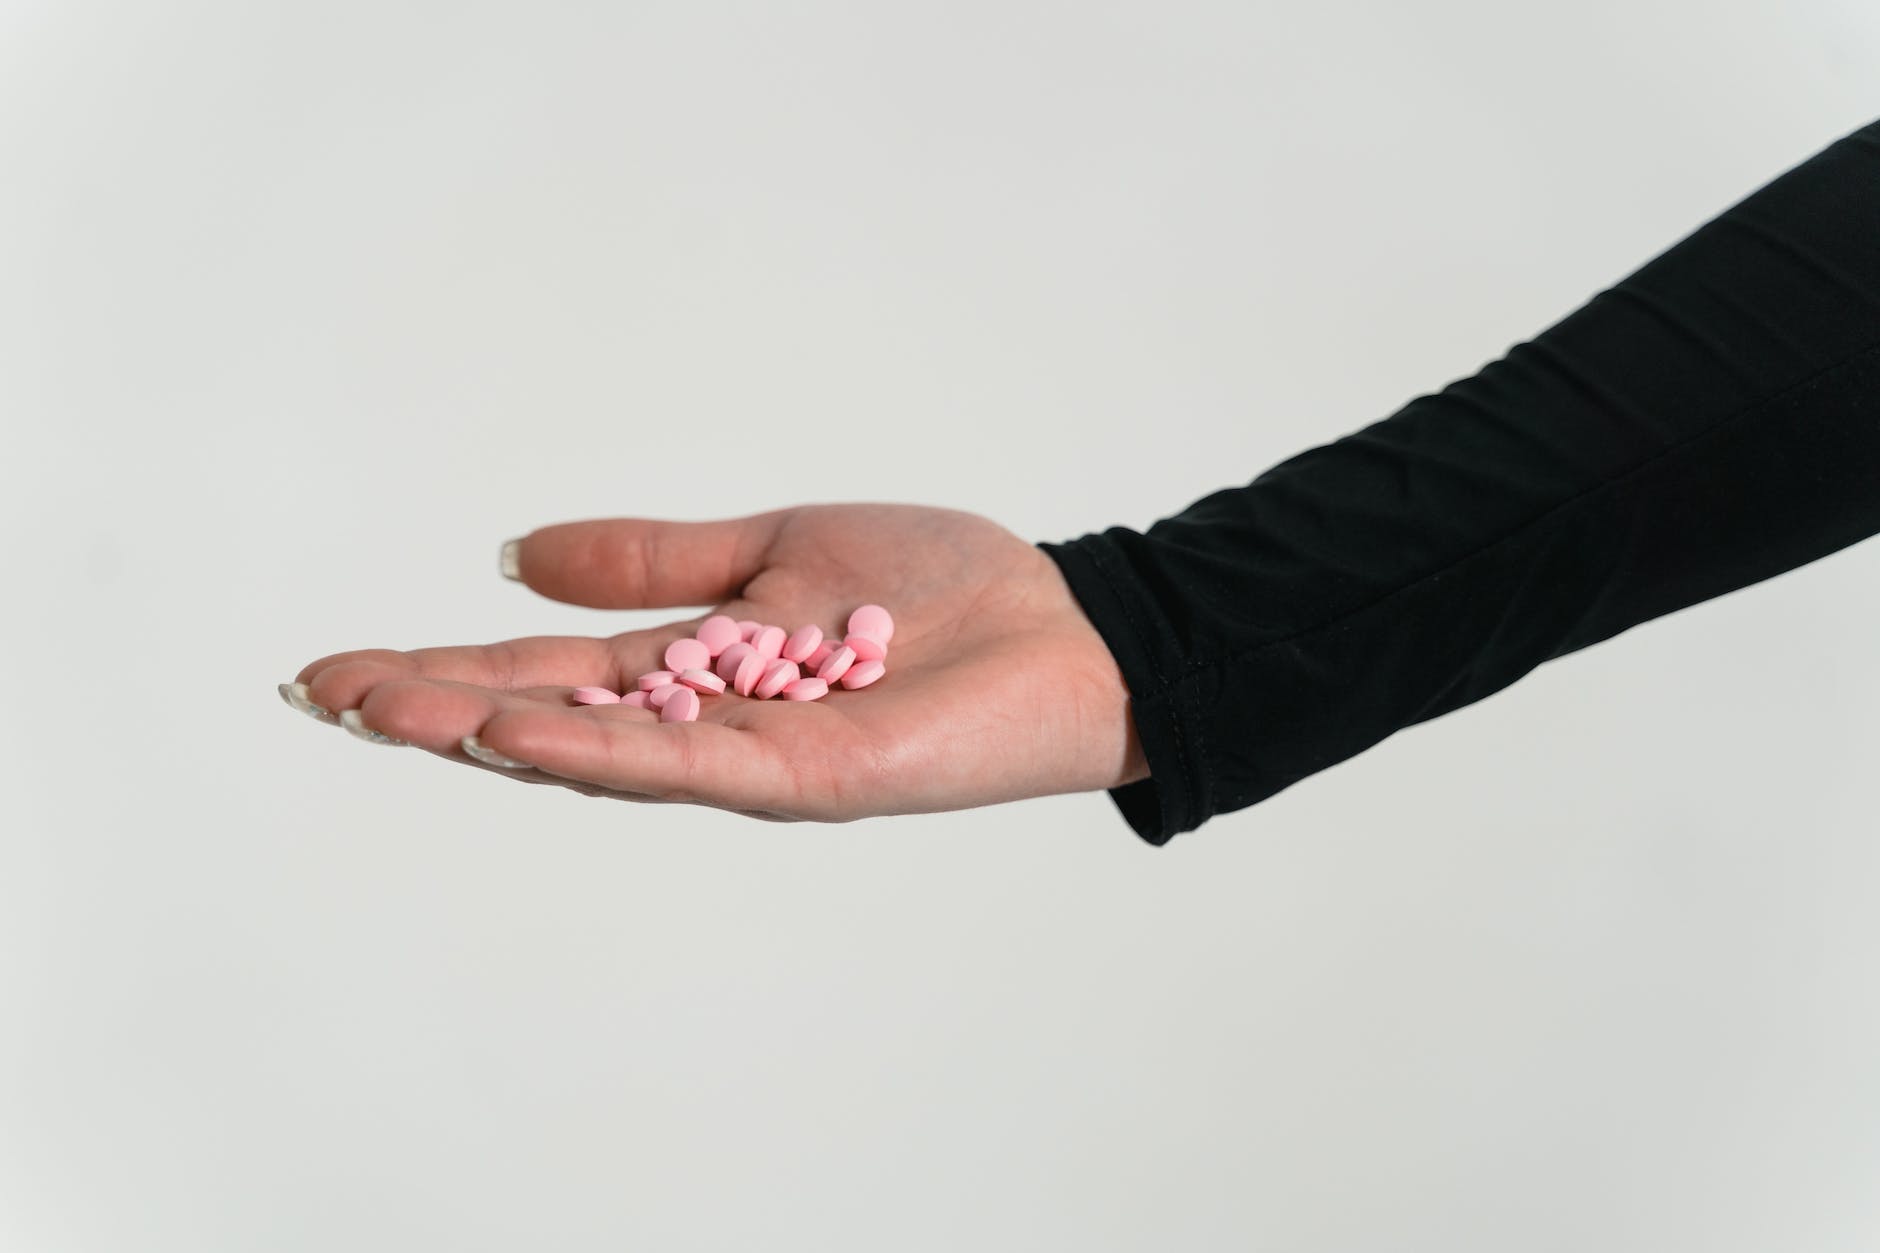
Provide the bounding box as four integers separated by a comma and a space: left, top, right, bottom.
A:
462, 736, 530, 768
500, 538, 522, 581
278, 682, 337, 724
339, 709, 409, 746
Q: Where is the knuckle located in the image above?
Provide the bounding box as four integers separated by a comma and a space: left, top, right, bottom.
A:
570, 527, 650, 600
297, 648, 405, 685
357, 678, 432, 739
307, 657, 406, 711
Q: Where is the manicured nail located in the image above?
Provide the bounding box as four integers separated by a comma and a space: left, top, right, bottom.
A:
278, 682, 337, 723
462, 736, 530, 768
500, 538, 522, 581
339, 709, 409, 746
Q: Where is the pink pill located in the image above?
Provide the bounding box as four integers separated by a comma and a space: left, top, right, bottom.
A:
839, 658, 885, 690
679, 667, 726, 695
695, 615, 742, 658
844, 633, 887, 664
571, 686, 621, 705
731, 652, 766, 697
736, 619, 762, 641
714, 641, 757, 682
637, 670, 678, 692
621, 691, 653, 710
753, 659, 799, 700
660, 687, 700, 722
816, 644, 856, 683
782, 624, 823, 664
781, 677, 829, 701
803, 641, 835, 671
847, 604, 894, 646
751, 625, 787, 662
648, 683, 686, 710
664, 638, 711, 674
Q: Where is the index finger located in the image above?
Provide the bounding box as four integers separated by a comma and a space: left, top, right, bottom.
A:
295, 628, 687, 715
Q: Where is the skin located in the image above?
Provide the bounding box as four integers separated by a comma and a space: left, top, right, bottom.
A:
293, 504, 1149, 821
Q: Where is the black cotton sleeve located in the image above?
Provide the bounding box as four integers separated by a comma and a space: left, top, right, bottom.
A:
1042, 116, 1880, 846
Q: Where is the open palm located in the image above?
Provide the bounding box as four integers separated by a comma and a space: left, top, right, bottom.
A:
285, 504, 1145, 821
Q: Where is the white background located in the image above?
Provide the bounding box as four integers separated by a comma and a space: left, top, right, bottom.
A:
4, 2, 1879, 1249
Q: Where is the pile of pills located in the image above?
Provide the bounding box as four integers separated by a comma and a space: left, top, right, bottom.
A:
569, 603, 894, 723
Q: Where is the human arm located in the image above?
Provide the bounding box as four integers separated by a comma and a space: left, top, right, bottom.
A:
1042, 115, 1880, 843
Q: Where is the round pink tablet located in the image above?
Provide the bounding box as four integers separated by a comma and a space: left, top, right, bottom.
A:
782, 624, 823, 664
844, 633, 887, 663
731, 652, 765, 697
753, 659, 799, 700
679, 667, 726, 695
637, 670, 678, 692
664, 637, 711, 674
751, 625, 787, 662
781, 677, 829, 701
648, 683, 686, 711
571, 686, 620, 705
803, 641, 835, 671
714, 641, 757, 682
816, 644, 856, 683
660, 687, 700, 722
736, 619, 762, 641
621, 691, 654, 710
838, 658, 885, 690
695, 615, 742, 658
847, 604, 894, 646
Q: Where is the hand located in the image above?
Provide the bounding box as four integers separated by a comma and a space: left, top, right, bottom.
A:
286, 504, 1148, 821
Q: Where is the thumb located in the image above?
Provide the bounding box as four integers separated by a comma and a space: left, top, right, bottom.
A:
500, 512, 787, 609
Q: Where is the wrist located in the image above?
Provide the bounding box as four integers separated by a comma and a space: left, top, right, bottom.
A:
1031, 547, 1152, 793
1118, 702, 1150, 786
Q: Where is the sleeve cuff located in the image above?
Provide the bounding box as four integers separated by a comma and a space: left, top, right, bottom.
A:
1038, 532, 1207, 846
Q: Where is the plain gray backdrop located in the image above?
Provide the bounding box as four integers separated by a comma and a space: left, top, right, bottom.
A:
4, 2, 1878, 1249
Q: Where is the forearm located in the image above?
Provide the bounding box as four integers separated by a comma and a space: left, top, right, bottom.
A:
1045, 116, 1880, 845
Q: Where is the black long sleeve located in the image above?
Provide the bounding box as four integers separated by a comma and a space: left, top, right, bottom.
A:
1041, 116, 1880, 846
